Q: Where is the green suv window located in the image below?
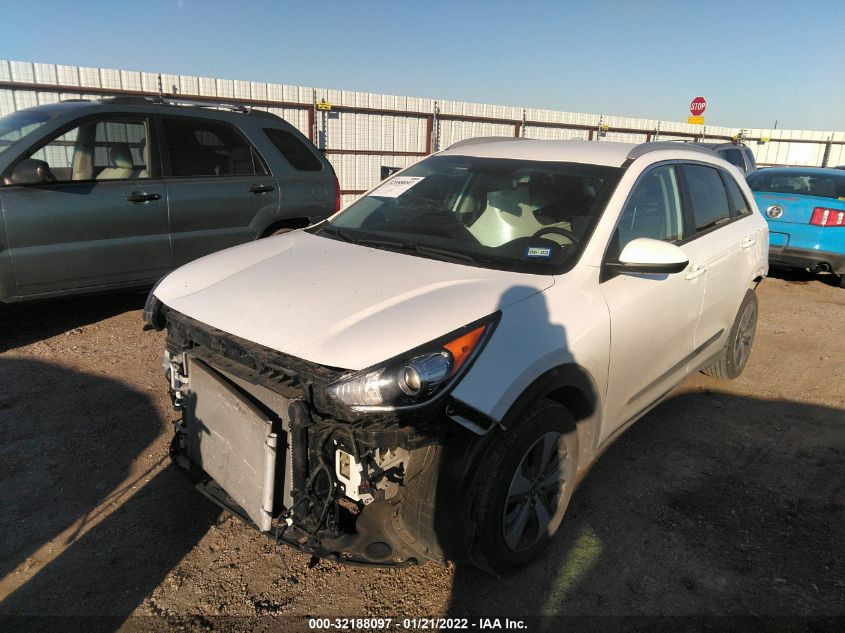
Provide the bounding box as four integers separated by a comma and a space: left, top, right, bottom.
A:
162, 117, 267, 177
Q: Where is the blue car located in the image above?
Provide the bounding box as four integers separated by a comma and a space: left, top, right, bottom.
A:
747, 167, 845, 287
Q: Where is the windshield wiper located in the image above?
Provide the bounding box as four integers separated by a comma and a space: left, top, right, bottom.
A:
352, 237, 474, 263
356, 237, 518, 269
317, 225, 358, 243
318, 227, 518, 270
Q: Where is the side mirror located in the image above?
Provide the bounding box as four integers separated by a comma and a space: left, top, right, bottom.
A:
606, 237, 689, 275
4, 158, 55, 186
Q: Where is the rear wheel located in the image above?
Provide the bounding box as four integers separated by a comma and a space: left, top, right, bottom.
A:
267, 227, 293, 237
701, 290, 758, 380
470, 399, 578, 574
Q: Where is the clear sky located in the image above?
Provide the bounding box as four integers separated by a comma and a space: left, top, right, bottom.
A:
1, 0, 843, 131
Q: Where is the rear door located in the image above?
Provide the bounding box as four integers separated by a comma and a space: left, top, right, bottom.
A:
678, 163, 759, 355
159, 115, 280, 268
262, 126, 337, 222
1, 114, 170, 296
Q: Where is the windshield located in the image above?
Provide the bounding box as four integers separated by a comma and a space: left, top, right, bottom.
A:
315, 155, 622, 274
748, 170, 845, 200
0, 110, 54, 158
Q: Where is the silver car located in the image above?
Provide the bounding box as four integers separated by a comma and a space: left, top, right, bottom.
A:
0, 97, 338, 303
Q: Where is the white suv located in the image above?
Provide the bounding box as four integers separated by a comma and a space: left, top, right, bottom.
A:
146, 139, 768, 574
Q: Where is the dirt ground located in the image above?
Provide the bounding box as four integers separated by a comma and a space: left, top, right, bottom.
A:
0, 269, 843, 632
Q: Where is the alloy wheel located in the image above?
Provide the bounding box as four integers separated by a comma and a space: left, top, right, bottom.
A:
733, 301, 757, 369
502, 431, 569, 552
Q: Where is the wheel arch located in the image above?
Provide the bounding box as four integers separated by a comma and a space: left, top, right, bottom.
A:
498, 363, 602, 475
257, 216, 311, 238
424, 363, 602, 565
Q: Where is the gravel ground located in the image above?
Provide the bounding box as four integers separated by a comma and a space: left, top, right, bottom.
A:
0, 269, 843, 632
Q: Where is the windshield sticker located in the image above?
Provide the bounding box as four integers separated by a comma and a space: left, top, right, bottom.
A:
526, 246, 553, 259
370, 176, 425, 198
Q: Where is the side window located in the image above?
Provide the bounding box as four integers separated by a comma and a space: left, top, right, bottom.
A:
741, 148, 756, 172
92, 120, 149, 176
718, 148, 745, 171
29, 128, 78, 181
162, 118, 267, 177
264, 128, 323, 171
682, 164, 731, 232
27, 117, 150, 182
722, 173, 752, 217
612, 164, 684, 256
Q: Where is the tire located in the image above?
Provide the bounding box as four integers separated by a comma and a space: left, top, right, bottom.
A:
267, 227, 293, 237
838, 274, 845, 289
701, 289, 758, 380
470, 399, 578, 574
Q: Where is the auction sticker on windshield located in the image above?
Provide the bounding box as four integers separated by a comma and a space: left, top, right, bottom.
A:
526, 246, 553, 258
371, 176, 425, 197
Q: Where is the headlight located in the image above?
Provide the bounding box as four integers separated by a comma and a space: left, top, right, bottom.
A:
326, 315, 498, 412
142, 277, 166, 331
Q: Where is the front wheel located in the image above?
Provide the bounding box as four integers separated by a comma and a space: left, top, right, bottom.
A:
701, 289, 758, 380
470, 399, 578, 574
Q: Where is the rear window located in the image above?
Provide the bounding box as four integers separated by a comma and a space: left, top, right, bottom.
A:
722, 173, 752, 216
718, 148, 746, 171
681, 164, 731, 231
747, 171, 845, 199
264, 128, 323, 171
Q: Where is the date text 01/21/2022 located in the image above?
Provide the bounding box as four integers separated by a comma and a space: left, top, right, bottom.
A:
307, 618, 528, 630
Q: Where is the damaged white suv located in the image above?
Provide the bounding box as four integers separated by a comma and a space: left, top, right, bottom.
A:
146, 139, 768, 573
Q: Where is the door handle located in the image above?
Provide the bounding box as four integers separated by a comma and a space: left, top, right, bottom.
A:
248, 184, 275, 194
741, 236, 757, 249
684, 265, 706, 280
125, 192, 161, 203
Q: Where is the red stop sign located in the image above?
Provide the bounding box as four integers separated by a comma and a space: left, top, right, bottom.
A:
690, 96, 707, 115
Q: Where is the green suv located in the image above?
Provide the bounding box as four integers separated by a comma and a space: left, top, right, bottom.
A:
0, 97, 338, 303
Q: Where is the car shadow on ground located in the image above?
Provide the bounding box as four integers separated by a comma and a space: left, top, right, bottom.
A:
766, 266, 842, 289
0, 357, 219, 631
443, 389, 844, 628
0, 290, 148, 352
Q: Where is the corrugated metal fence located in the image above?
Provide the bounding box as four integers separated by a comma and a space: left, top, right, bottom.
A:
2, 60, 843, 207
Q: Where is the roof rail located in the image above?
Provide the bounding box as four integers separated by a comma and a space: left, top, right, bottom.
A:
160, 97, 249, 113
447, 136, 524, 150
101, 96, 158, 106
626, 141, 716, 161
99, 95, 249, 113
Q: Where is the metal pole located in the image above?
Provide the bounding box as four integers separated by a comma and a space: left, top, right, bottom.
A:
822, 137, 832, 167
312, 88, 318, 145
432, 101, 440, 152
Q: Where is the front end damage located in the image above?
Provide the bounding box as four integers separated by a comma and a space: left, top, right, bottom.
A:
163, 310, 480, 567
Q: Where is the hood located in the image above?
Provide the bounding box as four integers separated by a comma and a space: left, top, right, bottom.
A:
155, 231, 554, 369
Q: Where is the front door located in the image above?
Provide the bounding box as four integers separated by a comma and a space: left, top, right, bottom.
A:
1, 115, 170, 297
599, 164, 706, 440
